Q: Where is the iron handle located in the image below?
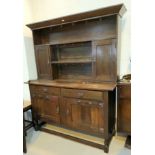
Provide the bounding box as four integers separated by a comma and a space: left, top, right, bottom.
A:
66, 109, 69, 115
99, 128, 104, 132
56, 106, 59, 113
77, 100, 81, 103
99, 102, 104, 107
45, 95, 49, 100
77, 92, 84, 97
88, 101, 92, 105
43, 88, 48, 92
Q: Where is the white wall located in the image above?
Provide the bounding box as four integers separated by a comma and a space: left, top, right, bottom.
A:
23, 0, 37, 100
23, 0, 131, 100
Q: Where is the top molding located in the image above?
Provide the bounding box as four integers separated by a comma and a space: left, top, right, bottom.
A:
26, 4, 126, 30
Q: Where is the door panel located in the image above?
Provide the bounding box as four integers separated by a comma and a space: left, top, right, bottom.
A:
98, 105, 104, 134
35, 45, 51, 79
93, 39, 116, 82
60, 98, 72, 127
71, 102, 81, 128
31, 94, 44, 119
61, 97, 104, 135
90, 106, 99, 132
42, 95, 60, 123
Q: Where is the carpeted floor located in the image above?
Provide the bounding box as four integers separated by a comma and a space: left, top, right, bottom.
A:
24, 128, 131, 155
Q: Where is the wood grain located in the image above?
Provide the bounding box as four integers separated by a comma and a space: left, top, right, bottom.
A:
28, 80, 116, 91
27, 4, 126, 30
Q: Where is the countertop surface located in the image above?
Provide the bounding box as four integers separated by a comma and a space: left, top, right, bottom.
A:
27, 79, 116, 91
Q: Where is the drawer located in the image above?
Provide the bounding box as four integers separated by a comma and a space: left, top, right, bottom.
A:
61, 88, 103, 101
65, 98, 104, 107
118, 84, 131, 98
30, 85, 60, 96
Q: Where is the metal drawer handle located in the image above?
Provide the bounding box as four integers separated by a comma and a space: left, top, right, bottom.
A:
78, 92, 84, 97
43, 88, 48, 92
45, 96, 49, 100
88, 101, 92, 105
99, 128, 104, 132
77, 100, 81, 103
99, 102, 104, 107
66, 109, 69, 115
56, 106, 59, 113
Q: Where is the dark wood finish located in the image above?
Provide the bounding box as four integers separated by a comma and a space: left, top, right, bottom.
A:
125, 135, 131, 149
35, 45, 52, 79
28, 83, 116, 153
60, 97, 104, 135
23, 105, 35, 153
41, 127, 109, 153
30, 85, 60, 95
93, 39, 117, 82
117, 83, 131, 133
41, 95, 60, 124
28, 80, 116, 91
23, 116, 27, 153
49, 16, 116, 45
30, 93, 44, 119
30, 85, 60, 124
117, 82, 131, 149
61, 88, 104, 101
33, 28, 50, 45
26, 4, 126, 153
27, 4, 126, 30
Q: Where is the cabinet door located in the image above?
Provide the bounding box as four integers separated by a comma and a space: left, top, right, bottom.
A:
61, 98, 104, 135
92, 39, 116, 82
77, 100, 104, 134
35, 45, 51, 79
117, 99, 131, 133
42, 95, 60, 123
31, 94, 44, 119
117, 84, 131, 134
60, 97, 73, 127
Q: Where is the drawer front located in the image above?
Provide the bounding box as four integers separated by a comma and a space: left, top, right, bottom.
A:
30, 85, 60, 95
118, 84, 131, 98
61, 88, 103, 101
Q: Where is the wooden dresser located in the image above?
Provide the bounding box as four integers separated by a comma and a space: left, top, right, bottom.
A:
26, 4, 126, 153
117, 82, 131, 148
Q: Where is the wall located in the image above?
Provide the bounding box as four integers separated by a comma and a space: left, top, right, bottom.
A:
23, 0, 37, 100
23, 0, 131, 100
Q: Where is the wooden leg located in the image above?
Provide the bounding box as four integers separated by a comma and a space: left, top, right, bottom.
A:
103, 128, 116, 153
103, 144, 109, 153
31, 111, 39, 131
33, 119, 40, 131
125, 135, 131, 149
23, 115, 27, 153
23, 132, 27, 153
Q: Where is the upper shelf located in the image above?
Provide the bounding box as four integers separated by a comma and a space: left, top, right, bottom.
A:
51, 58, 95, 64
26, 4, 126, 30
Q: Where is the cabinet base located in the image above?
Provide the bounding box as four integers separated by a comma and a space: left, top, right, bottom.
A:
40, 124, 113, 153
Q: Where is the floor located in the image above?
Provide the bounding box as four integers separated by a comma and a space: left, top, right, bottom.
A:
24, 128, 131, 155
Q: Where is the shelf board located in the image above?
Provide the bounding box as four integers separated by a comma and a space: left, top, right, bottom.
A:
51, 59, 95, 64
